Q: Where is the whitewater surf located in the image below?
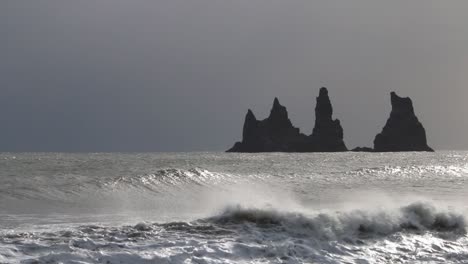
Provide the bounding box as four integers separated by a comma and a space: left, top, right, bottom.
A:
0, 152, 467, 263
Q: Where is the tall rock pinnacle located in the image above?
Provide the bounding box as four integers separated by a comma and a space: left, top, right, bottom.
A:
314, 87, 333, 124
242, 109, 259, 143
309, 87, 347, 152
373, 92, 433, 152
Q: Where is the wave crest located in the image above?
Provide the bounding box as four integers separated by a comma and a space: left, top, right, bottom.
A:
206, 202, 466, 240
111, 168, 225, 190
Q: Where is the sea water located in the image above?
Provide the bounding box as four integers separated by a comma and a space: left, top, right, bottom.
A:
0, 152, 467, 263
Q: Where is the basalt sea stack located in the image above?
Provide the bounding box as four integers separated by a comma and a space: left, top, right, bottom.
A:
227, 87, 347, 152
227, 98, 309, 152
309, 88, 347, 152
373, 92, 433, 152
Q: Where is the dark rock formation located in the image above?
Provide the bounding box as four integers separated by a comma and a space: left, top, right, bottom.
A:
227, 98, 308, 152
309, 88, 348, 152
227, 87, 348, 152
373, 92, 433, 152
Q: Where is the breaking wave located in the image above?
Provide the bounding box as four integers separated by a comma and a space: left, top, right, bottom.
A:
2, 152, 468, 263
206, 202, 466, 239
1, 202, 467, 263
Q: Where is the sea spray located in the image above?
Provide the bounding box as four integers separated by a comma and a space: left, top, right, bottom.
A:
207, 202, 466, 239
1, 152, 468, 263
1, 202, 466, 263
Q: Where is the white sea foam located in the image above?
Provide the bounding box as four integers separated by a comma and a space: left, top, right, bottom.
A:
0, 151, 468, 263
0, 202, 467, 263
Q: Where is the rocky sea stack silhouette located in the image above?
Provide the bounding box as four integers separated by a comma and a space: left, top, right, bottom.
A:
226, 98, 308, 152
228, 89, 433, 153
309, 88, 347, 152
227, 87, 347, 152
373, 92, 433, 152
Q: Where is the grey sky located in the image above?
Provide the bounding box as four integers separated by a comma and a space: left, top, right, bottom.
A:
2, 1, 468, 152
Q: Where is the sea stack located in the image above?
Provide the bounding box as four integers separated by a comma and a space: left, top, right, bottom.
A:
373, 92, 433, 152
227, 87, 348, 152
227, 98, 308, 152
309, 87, 348, 152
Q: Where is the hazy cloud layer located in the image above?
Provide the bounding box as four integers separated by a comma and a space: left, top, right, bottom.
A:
2, 1, 468, 151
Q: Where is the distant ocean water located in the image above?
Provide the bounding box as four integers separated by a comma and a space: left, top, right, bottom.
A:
0, 152, 467, 263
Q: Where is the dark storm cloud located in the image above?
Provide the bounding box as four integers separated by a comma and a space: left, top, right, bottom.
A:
2, 1, 468, 151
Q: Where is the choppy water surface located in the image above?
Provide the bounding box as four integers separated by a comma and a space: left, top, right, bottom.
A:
0, 152, 467, 263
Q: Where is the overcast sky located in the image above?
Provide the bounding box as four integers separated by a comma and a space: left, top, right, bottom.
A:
2, 1, 468, 152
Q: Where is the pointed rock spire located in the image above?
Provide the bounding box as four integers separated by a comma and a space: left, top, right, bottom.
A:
310, 87, 347, 151
315, 87, 333, 123
373, 92, 433, 152
268, 97, 292, 128
242, 109, 258, 142
273, 97, 280, 107
246, 109, 256, 120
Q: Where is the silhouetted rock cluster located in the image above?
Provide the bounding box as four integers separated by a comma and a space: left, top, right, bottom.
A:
373, 92, 433, 152
227, 88, 347, 152
228, 89, 433, 153
227, 98, 308, 152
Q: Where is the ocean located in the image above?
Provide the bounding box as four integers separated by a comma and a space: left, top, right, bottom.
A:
0, 152, 467, 263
